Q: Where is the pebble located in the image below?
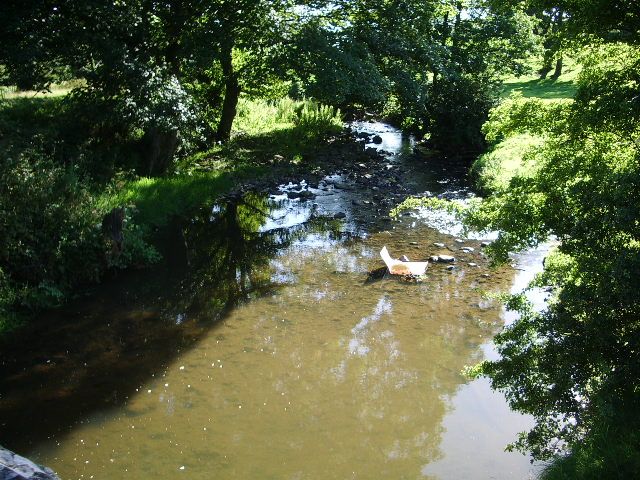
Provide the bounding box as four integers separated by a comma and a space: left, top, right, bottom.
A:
455, 239, 465, 244
437, 255, 455, 263
433, 242, 445, 248
481, 241, 491, 247
468, 262, 478, 267
333, 212, 347, 219
446, 265, 455, 271
461, 247, 475, 253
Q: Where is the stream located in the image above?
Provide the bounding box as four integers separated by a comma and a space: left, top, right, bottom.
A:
0, 122, 544, 479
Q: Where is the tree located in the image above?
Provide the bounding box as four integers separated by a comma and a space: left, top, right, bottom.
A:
424, 0, 539, 153
0, 0, 207, 174
286, 0, 538, 153
464, 38, 640, 474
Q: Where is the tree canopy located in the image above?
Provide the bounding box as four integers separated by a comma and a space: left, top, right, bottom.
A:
460, 2, 640, 472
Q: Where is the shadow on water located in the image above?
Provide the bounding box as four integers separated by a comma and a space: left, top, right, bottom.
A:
0, 122, 542, 479
0, 193, 344, 453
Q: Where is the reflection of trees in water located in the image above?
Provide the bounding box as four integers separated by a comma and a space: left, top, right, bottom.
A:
0, 192, 343, 453
267, 234, 513, 475
167, 192, 344, 322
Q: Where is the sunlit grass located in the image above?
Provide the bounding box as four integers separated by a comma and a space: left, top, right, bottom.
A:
0, 80, 86, 99
100, 167, 266, 227
502, 56, 581, 100
472, 57, 580, 192
471, 133, 544, 193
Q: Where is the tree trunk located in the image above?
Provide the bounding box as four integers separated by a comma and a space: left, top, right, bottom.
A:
540, 9, 564, 79
539, 51, 553, 79
551, 56, 563, 80
143, 127, 179, 176
216, 45, 241, 141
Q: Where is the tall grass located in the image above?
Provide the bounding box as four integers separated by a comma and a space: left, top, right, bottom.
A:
234, 97, 342, 138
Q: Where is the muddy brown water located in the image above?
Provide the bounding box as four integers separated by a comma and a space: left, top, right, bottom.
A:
0, 123, 542, 479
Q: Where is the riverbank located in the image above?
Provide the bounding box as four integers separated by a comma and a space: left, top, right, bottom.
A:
470, 60, 580, 194
0, 95, 376, 334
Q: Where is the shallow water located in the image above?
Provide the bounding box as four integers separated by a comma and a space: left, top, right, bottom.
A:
0, 123, 542, 479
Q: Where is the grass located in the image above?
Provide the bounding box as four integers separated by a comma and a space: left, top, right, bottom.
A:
501, 56, 581, 101
101, 96, 343, 227
471, 56, 580, 191
470, 133, 544, 193
100, 167, 265, 227
0, 80, 86, 99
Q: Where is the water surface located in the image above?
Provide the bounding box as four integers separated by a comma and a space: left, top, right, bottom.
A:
0, 123, 541, 479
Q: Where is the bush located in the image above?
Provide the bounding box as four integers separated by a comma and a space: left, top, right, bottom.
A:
0, 153, 104, 310
426, 73, 499, 155
0, 150, 159, 325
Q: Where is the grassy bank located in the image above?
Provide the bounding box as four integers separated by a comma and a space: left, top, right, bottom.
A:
0, 93, 342, 333
471, 59, 579, 193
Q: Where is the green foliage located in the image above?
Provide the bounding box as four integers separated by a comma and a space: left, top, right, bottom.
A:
470, 133, 544, 193
292, 100, 343, 138
234, 97, 341, 137
481, 92, 572, 143
104, 210, 162, 269
427, 73, 499, 154
0, 153, 103, 313
466, 42, 640, 469
541, 424, 640, 480
472, 58, 579, 195
422, 1, 541, 152
390, 196, 466, 219
288, 23, 389, 109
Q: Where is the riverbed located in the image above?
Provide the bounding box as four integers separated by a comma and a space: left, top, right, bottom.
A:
0, 123, 543, 479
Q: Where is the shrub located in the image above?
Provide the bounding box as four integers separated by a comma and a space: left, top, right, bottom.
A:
0, 150, 159, 324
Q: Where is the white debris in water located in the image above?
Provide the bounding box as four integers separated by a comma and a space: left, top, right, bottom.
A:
179, 366, 185, 370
